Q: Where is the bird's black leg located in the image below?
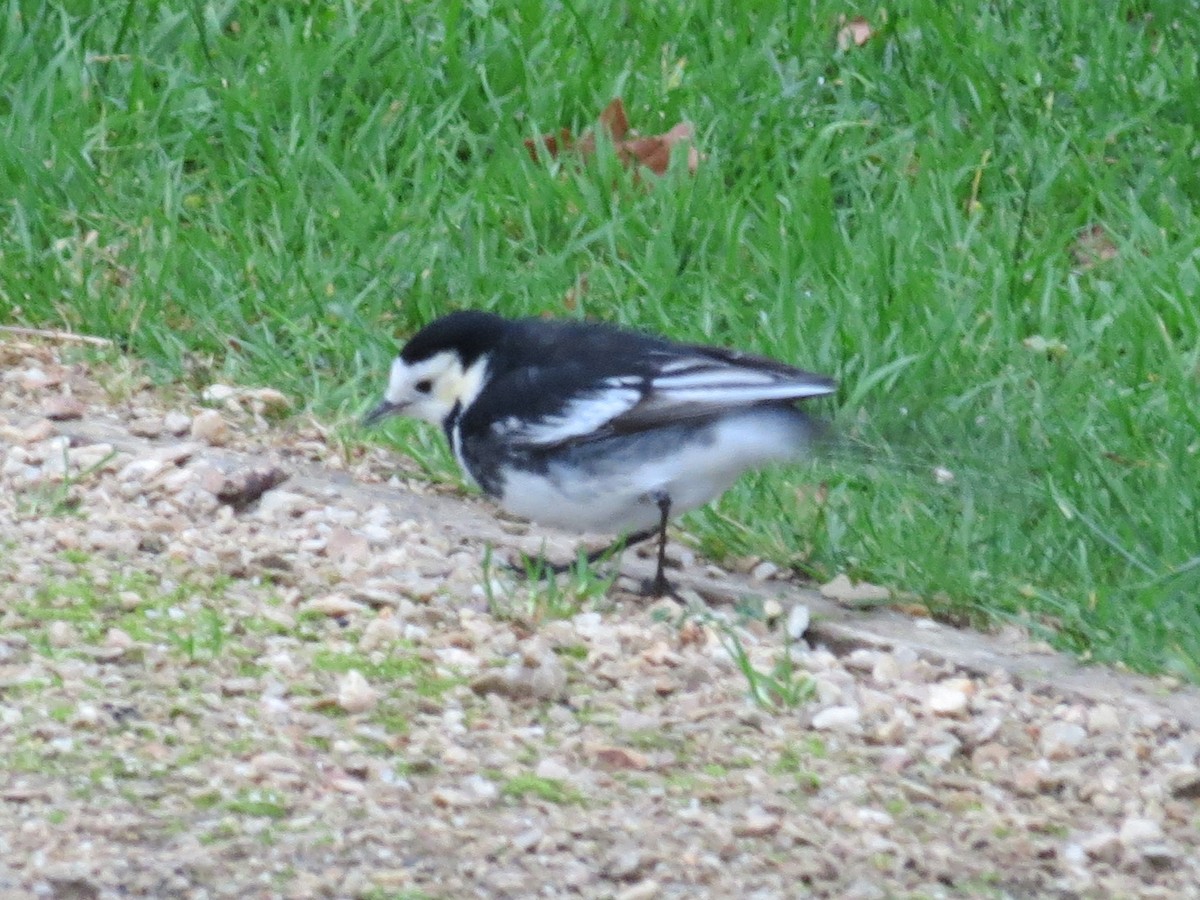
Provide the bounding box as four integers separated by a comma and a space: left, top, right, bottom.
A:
644, 490, 676, 598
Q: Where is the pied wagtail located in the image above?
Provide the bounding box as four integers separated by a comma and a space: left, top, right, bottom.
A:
363, 311, 836, 596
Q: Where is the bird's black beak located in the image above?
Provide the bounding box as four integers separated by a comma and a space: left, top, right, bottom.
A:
362, 399, 406, 427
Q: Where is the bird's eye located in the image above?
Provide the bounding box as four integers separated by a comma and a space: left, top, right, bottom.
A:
414, 379, 433, 394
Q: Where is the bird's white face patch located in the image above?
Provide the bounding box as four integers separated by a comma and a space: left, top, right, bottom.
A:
383, 351, 490, 426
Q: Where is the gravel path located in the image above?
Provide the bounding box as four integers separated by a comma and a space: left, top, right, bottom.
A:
2, 339, 1199, 899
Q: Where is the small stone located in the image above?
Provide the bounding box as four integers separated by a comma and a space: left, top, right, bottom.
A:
337, 670, 380, 713
43, 868, 100, 900
150, 443, 200, 466
592, 746, 650, 771
1168, 767, 1200, 800
526, 648, 568, 700
924, 738, 961, 765
220, 677, 260, 697
785, 604, 810, 641
118, 458, 164, 483
163, 410, 192, 435
470, 645, 567, 702
462, 774, 498, 802
733, 807, 782, 837
302, 594, 368, 618
358, 613, 403, 652
103, 628, 135, 653
431, 788, 474, 808
43, 395, 86, 421
1140, 844, 1179, 869
642, 641, 681, 667
751, 561, 780, 581
970, 742, 1010, 773
927, 679, 972, 715
1011, 761, 1059, 796
1081, 829, 1122, 864
535, 758, 571, 781
201, 384, 239, 403
329, 775, 366, 794
1, 787, 50, 803
19, 366, 52, 389
811, 706, 860, 731
246, 387, 290, 411
16, 419, 56, 444
256, 490, 309, 519
512, 828, 543, 852
819, 573, 890, 605
250, 752, 305, 777
470, 671, 533, 701
606, 847, 647, 880
190, 409, 229, 445
761, 598, 783, 622
73, 703, 102, 728
252, 552, 292, 572
127, 417, 162, 438
1118, 816, 1163, 848
324, 527, 371, 563
615, 881, 661, 900
48, 620, 79, 648
1039, 722, 1087, 760
67, 443, 118, 472
870, 654, 901, 684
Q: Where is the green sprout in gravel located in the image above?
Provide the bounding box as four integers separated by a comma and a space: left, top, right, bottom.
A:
500, 774, 585, 806
720, 626, 816, 712
480, 544, 617, 625
15, 446, 118, 519
18, 568, 231, 661
226, 789, 289, 820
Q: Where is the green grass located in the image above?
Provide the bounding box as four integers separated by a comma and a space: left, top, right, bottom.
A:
500, 773, 585, 805
14, 565, 230, 660
2, 1, 1198, 676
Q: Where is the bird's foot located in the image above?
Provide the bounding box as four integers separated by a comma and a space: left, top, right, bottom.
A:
637, 572, 684, 601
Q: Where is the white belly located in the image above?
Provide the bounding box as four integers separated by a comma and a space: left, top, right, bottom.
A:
496, 408, 813, 534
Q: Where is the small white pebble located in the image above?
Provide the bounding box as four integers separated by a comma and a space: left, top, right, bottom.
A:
336, 670, 379, 714
190, 409, 230, 446
811, 705, 860, 731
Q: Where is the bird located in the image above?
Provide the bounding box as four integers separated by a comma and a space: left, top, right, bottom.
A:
363, 310, 836, 596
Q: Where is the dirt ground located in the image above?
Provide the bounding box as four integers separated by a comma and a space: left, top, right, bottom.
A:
2, 337, 1199, 899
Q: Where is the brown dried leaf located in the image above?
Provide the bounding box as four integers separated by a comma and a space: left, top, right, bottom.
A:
597, 96, 630, 140
837, 15, 874, 51
524, 127, 573, 164
1071, 224, 1118, 269
526, 97, 700, 177
619, 122, 699, 176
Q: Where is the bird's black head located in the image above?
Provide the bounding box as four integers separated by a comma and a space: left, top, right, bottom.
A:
400, 310, 510, 367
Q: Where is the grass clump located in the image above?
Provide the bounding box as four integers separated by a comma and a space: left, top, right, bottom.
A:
500, 773, 585, 806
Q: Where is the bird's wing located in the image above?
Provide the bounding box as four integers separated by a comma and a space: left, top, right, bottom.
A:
608, 351, 835, 433
489, 347, 835, 448
491, 382, 645, 447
